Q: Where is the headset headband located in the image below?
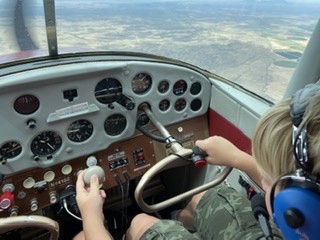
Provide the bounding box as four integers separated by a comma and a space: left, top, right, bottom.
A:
290, 84, 320, 126
290, 83, 320, 172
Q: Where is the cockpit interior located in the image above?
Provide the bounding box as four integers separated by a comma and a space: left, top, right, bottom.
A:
0, 54, 224, 239
1, 0, 320, 239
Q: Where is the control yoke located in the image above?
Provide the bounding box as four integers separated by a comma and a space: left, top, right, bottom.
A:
0, 215, 59, 240
139, 103, 208, 167
134, 104, 232, 213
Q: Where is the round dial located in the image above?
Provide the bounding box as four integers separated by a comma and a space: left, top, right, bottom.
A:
159, 99, 170, 111
67, 119, 94, 142
190, 82, 202, 95
14, 94, 40, 115
31, 131, 62, 157
137, 112, 150, 126
173, 80, 187, 96
95, 78, 123, 104
174, 98, 187, 111
132, 73, 152, 94
191, 99, 202, 111
104, 114, 127, 136
158, 80, 169, 93
0, 141, 22, 159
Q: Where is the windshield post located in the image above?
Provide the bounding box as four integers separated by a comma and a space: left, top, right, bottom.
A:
284, 19, 320, 98
43, 0, 58, 56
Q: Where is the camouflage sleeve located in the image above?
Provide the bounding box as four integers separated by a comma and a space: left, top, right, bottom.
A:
140, 220, 199, 240
193, 184, 283, 240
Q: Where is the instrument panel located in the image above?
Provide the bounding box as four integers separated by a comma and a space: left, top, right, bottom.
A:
0, 60, 211, 175
0, 58, 211, 216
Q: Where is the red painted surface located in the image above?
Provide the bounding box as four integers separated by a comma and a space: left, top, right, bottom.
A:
0, 48, 93, 64
208, 109, 252, 154
0, 50, 48, 63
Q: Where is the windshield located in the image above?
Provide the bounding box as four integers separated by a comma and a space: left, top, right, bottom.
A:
1, 0, 319, 102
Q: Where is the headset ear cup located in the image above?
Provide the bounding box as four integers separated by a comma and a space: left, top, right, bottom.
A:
273, 187, 320, 239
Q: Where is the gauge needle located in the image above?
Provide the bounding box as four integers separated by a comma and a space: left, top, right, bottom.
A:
68, 129, 80, 133
47, 143, 55, 150
6, 146, 20, 153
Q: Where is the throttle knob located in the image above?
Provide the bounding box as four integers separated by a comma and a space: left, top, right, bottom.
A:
83, 165, 105, 188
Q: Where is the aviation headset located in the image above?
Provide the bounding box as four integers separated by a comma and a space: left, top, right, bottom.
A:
270, 83, 320, 239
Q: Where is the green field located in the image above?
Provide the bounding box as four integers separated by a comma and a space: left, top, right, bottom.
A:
273, 60, 297, 68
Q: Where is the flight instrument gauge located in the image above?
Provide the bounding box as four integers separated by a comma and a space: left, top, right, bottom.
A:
174, 98, 187, 111
104, 114, 127, 136
159, 99, 170, 112
67, 119, 94, 142
173, 80, 187, 96
0, 141, 22, 159
137, 112, 150, 126
132, 73, 152, 94
95, 78, 123, 104
158, 80, 169, 94
14, 94, 40, 115
31, 131, 62, 157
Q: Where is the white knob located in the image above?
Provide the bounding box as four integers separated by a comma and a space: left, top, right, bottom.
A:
44, 171, 55, 182
0, 198, 11, 209
86, 155, 98, 167
62, 164, 72, 175
23, 177, 35, 189
83, 166, 105, 187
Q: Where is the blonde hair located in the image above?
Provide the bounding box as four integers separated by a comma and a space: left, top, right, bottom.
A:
252, 95, 320, 184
